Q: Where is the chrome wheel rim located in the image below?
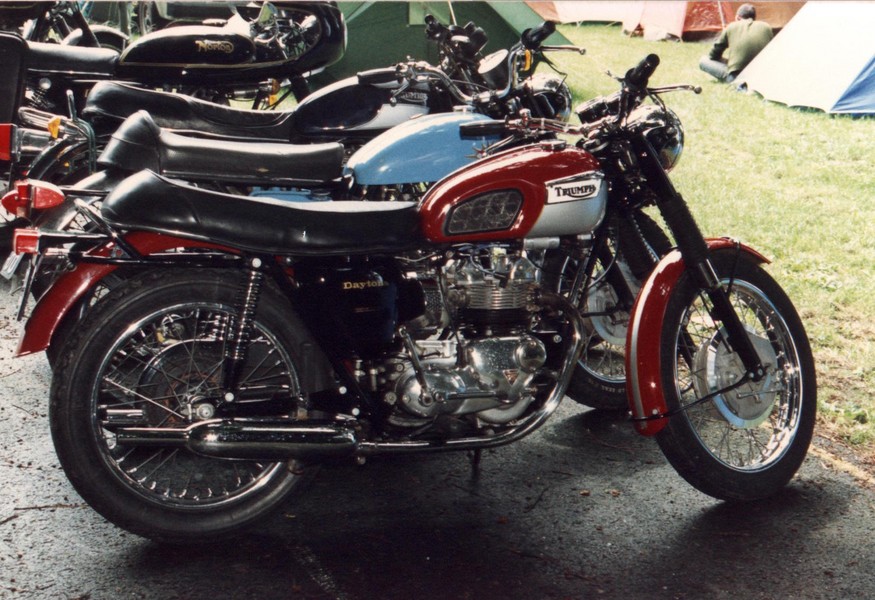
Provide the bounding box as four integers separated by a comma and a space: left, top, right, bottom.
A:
673, 280, 803, 472
90, 303, 299, 509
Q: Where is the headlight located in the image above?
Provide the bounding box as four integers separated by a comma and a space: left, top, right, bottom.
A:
526, 74, 573, 123
627, 105, 684, 171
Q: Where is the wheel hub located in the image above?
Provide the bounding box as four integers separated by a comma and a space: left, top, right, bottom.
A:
585, 282, 628, 346
693, 326, 780, 428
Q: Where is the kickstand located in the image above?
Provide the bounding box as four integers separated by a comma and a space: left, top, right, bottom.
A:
467, 449, 482, 479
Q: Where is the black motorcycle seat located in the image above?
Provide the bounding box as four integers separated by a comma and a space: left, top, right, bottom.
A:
99, 111, 343, 185
26, 40, 118, 76
82, 81, 296, 141
102, 170, 422, 255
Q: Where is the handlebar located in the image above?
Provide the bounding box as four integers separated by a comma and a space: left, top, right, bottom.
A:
625, 54, 660, 89
358, 17, 584, 109
459, 120, 509, 138
465, 55, 701, 142
357, 60, 483, 106
357, 68, 401, 86
521, 21, 556, 50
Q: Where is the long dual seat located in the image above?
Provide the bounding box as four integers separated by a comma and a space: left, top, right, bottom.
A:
99, 110, 343, 185
101, 170, 422, 255
82, 81, 297, 141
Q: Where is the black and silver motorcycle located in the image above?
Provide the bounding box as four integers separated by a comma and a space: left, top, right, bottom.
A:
0, 1, 345, 191
1, 1, 345, 113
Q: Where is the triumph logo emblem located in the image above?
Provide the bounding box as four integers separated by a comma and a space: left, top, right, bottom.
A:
195, 39, 235, 54
554, 184, 597, 198
546, 173, 603, 204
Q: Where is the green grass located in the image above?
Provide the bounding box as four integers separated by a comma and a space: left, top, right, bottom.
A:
553, 24, 875, 448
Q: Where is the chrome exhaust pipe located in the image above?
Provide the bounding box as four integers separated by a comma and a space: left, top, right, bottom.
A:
115, 291, 584, 460
115, 419, 359, 461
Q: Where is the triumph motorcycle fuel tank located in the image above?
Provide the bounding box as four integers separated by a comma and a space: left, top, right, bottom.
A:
420, 141, 607, 244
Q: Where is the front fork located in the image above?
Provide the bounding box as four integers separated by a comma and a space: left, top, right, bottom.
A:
637, 138, 767, 382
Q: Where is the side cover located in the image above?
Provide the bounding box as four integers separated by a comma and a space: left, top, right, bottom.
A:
625, 239, 769, 436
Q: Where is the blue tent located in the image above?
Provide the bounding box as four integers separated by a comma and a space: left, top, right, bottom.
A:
736, 2, 875, 115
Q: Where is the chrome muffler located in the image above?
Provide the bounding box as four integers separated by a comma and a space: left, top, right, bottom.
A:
115, 419, 359, 460
114, 291, 584, 461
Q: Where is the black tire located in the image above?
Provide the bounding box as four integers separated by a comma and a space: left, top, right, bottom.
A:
50, 269, 314, 542
25, 139, 96, 187
655, 251, 816, 501
563, 211, 672, 410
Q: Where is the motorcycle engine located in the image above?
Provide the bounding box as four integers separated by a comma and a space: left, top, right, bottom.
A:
386, 246, 548, 425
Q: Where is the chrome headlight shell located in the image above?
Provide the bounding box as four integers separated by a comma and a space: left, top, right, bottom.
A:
627, 105, 685, 171
526, 74, 573, 123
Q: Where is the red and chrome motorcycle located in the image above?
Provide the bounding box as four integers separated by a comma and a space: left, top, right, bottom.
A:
8, 55, 816, 542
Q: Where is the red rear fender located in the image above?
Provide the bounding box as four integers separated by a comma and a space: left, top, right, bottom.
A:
17, 233, 233, 357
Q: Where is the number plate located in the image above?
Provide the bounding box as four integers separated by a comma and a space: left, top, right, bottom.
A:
0, 252, 23, 280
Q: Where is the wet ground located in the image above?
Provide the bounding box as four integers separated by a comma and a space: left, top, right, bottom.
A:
1, 282, 874, 599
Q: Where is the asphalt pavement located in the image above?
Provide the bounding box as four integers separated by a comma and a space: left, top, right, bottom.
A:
1, 279, 874, 600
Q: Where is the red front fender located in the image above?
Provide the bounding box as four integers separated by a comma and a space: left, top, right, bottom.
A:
625, 238, 770, 436
17, 232, 233, 357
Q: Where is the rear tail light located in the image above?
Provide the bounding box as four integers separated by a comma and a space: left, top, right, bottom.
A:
1, 180, 66, 218
12, 227, 108, 256
13, 228, 40, 255
0, 123, 16, 161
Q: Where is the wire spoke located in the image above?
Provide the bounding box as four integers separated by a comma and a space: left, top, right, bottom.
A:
93, 303, 300, 509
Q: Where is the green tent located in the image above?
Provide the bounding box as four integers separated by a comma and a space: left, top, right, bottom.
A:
313, 1, 570, 84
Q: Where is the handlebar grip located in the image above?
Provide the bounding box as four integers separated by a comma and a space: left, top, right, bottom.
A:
521, 21, 556, 50
424, 14, 445, 40
625, 54, 660, 88
357, 68, 400, 86
459, 121, 507, 138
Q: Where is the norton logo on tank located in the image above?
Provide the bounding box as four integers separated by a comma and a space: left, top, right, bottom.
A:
195, 39, 235, 54
545, 173, 603, 204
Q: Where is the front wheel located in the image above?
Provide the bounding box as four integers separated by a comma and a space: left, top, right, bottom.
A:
50, 269, 314, 542
656, 252, 816, 501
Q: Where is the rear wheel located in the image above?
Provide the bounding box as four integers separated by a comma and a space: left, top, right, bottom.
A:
655, 252, 816, 500
50, 269, 314, 542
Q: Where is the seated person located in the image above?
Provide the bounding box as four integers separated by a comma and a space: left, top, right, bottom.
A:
699, 4, 773, 83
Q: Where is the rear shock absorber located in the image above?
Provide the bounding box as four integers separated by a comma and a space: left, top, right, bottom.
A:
222, 256, 266, 392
